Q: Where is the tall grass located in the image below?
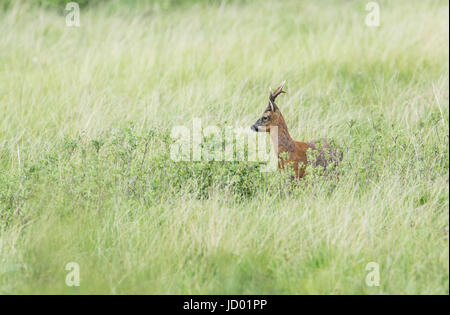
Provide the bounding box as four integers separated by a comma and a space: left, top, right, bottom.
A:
0, 0, 448, 294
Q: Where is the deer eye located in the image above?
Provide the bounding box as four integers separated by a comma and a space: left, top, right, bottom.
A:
262, 116, 269, 121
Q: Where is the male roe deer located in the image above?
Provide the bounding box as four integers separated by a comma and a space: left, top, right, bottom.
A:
251, 83, 343, 179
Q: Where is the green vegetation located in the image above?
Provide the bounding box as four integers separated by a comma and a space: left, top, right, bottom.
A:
0, 0, 448, 294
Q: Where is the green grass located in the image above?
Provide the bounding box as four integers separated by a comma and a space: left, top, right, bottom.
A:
0, 0, 448, 294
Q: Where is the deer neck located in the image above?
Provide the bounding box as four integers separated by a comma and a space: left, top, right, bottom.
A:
269, 118, 296, 156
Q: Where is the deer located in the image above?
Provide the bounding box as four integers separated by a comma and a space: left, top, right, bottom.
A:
251, 83, 343, 179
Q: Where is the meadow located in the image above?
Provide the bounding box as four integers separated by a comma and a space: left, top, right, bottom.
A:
0, 0, 448, 294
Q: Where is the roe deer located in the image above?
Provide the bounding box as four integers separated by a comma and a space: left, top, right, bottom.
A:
251, 83, 343, 179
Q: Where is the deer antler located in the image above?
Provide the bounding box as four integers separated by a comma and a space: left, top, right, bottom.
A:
269, 81, 287, 110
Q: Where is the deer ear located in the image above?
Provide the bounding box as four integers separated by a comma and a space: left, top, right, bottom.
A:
267, 100, 277, 112
269, 82, 287, 104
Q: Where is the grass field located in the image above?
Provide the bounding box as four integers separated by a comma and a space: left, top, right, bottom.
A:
0, 0, 448, 294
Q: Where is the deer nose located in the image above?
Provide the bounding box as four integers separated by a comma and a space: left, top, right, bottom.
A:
251, 124, 258, 132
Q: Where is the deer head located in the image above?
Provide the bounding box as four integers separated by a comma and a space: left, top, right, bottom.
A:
251, 83, 287, 132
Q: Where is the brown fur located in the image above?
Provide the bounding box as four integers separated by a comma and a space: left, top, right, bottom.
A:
251, 84, 343, 179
